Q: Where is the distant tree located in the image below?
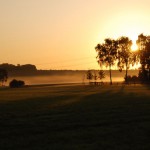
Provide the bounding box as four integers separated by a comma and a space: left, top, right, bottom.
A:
9, 79, 25, 88
0, 63, 37, 76
86, 70, 93, 84
98, 70, 105, 81
20, 64, 37, 71
95, 38, 118, 85
0, 63, 15, 72
93, 71, 98, 85
0, 69, 8, 86
118, 37, 132, 83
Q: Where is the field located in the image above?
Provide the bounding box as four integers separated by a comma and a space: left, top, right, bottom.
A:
0, 84, 150, 150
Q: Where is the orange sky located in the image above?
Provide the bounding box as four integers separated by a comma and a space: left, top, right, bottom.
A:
1, 0, 150, 70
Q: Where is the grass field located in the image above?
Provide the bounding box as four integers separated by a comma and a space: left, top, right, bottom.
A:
0, 84, 150, 150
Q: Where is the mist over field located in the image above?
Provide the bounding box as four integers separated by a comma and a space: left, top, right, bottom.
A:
7, 75, 83, 85
6, 70, 139, 85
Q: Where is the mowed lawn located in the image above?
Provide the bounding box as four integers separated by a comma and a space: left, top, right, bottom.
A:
0, 84, 150, 150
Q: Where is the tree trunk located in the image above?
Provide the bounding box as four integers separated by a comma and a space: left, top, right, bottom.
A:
109, 65, 112, 85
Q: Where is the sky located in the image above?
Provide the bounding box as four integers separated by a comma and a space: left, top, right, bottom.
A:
1, 0, 150, 70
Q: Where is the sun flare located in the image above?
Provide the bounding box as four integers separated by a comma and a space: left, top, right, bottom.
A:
130, 34, 138, 51
131, 42, 138, 51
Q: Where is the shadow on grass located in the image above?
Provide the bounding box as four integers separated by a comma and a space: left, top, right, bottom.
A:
144, 83, 150, 90
1, 85, 150, 150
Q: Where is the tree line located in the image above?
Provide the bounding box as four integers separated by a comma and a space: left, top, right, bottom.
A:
0, 63, 37, 72
94, 33, 150, 85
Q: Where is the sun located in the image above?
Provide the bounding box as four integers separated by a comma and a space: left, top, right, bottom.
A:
131, 42, 138, 51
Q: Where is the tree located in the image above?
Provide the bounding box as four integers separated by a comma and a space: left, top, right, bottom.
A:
9, 79, 25, 88
95, 38, 118, 85
136, 34, 150, 82
0, 69, 8, 86
86, 70, 93, 84
98, 70, 105, 81
117, 36, 132, 83
93, 71, 98, 85
136, 34, 147, 69
124, 75, 139, 84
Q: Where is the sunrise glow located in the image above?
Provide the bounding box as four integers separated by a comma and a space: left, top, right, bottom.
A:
131, 42, 138, 51
1, 0, 150, 70
129, 34, 138, 51
130, 62, 141, 70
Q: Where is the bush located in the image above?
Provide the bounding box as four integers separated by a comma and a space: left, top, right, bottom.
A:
9, 79, 25, 88
124, 75, 139, 84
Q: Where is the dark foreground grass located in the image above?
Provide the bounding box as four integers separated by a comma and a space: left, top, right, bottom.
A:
0, 84, 150, 150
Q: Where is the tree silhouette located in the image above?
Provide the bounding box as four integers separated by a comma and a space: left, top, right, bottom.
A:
0, 69, 8, 86
9, 79, 25, 88
117, 36, 132, 83
136, 34, 150, 81
95, 34, 150, 84
95, 38, 118, 85
136, 34, 147, 69
93, 71, 98, 85
86, 70, 93, 84
98, 70, 105, 81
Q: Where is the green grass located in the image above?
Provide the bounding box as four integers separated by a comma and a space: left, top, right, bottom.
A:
0, 84, 150, 150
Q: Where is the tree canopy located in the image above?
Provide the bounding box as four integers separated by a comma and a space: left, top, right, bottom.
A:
117, 36, 132, 83
95, 33, 150, 84
95, 38, 118, 84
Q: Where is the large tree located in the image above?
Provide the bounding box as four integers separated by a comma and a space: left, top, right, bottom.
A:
117, 36, 132, 83
95, 38, 118, 85
136, 34, 150, 81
